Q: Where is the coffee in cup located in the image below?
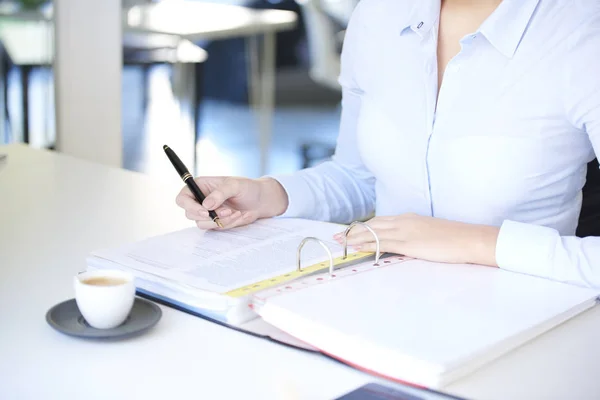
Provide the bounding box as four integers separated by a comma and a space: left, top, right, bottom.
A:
74, 270, 136, 329
82, 276, 128, 286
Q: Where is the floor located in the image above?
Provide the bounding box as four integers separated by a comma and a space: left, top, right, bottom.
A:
2, 64, 341, 180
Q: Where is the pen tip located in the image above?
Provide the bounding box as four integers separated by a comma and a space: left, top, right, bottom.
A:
163, 145, 169, 151
215, 218, 224, 228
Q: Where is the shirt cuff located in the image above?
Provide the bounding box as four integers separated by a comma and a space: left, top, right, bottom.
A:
267, 173, 317, 219
496, 220, 558, 279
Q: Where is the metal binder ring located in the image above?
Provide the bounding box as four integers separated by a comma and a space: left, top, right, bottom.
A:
297, 237, 335, 276
343, 221, 381, 265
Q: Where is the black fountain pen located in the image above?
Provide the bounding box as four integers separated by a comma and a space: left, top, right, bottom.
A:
163, 145, 223, 228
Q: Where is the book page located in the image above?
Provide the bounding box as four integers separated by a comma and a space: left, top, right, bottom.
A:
91, 218, 351, 293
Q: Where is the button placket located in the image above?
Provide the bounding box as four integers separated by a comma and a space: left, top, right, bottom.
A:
423, 28, 438, 216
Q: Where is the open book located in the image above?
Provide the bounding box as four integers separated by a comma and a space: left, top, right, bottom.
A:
86, 218, 364, 348
87, 217, 600, 388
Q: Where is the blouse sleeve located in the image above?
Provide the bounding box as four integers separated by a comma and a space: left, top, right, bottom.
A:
496, 11, 600, 288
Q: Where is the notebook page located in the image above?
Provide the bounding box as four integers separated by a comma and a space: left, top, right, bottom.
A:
258, 259, 600, 385
91, 218, 349, 293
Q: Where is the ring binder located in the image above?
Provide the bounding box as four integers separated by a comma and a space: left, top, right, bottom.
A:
227, 251, 373, 298
343, 221, 381, 265
296, 237, 335, 275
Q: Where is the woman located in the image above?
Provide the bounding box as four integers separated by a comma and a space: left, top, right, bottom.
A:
176, 0, 600, 288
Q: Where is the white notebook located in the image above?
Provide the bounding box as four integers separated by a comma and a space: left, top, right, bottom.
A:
252, 255, 600, 388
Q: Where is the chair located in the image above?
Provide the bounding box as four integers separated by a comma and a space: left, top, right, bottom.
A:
577, 158, 600, 237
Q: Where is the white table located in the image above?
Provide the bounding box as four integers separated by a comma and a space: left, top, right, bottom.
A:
0, 19, 207, 151
2, 144, 600, 400
125, 1, 298, 176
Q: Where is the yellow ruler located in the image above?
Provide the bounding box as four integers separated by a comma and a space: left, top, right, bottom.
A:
225, 251, 374, 298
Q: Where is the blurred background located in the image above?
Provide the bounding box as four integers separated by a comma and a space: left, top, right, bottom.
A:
0, 0, 359, 178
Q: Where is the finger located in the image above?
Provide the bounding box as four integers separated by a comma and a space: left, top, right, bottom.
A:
215, 210, 243, 227
196, 219, 220, 230
221, 212, 244, 229
194, 176, 225, 195
333, 220, 394, 241
360, 218, 396, 230
354, 239, 406, 255
176, 187, 204, 213
224, 210, 257, 229
182, 201, 234, 220
179, 181, 234, 213
202, 178, 241, 211
215, 207, 233, 218
343, 227, 403, 246
344, 230, 382, 246
185, 209, 209, 221
194, 210, 240, 230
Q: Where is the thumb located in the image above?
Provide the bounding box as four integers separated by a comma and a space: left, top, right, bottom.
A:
202, 178, 241, 210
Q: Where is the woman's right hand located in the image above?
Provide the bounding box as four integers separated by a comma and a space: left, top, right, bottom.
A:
175, 176, 289, 230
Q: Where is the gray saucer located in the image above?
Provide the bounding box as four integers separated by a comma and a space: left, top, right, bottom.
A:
46, 297, 162, 339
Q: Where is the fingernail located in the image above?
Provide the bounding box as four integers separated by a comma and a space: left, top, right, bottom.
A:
199, 209, 208, 217
219, 209, 232, 217
203, 199, 215, 210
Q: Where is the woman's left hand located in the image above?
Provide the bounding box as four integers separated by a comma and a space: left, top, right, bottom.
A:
334, 213, 500, 266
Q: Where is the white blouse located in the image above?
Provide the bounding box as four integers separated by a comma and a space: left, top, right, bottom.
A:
274, 0, 600, 288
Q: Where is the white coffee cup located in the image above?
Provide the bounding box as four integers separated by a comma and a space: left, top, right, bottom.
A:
74, 270, 136, 329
